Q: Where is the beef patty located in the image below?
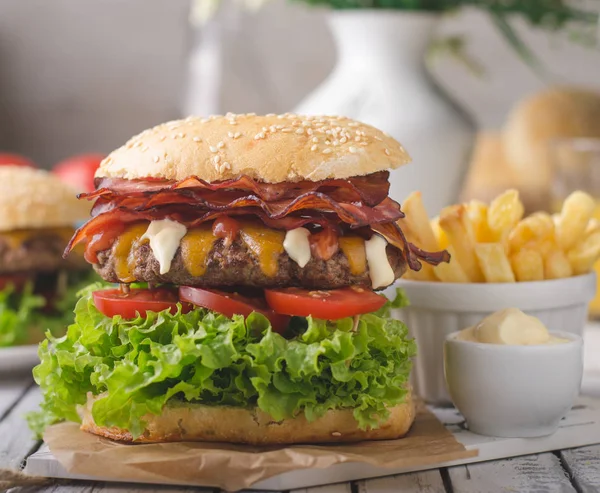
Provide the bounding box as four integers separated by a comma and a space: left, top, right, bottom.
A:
95, 238, 406, 290
0, 231, 86, 275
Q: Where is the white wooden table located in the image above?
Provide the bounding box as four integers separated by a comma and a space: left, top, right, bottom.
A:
0, 376, 599, 493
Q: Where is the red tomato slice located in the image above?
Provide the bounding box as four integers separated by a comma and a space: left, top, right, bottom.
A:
264, 287, 387, 320
179, 286, 290, 333
93, 288, 192, 319
0, 153, 36, 168
53, 153, 104, 192
0, 273, 31, 291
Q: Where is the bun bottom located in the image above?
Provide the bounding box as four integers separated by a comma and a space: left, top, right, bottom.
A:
80, 391, 415, 445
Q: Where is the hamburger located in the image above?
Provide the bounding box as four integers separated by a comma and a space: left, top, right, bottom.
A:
0, 166, 91, 346
32, 114, 449, 444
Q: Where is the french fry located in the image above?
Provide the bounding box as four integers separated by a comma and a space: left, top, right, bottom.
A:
396, 192, 438, 281
488, 189, 524, 245
433, 246, 469, 283
467, 200, 494, 243
430, 216, 449, 250
586, 218, 600, 236
508, 212, 555, 253
544, 249, 573, 279
439, 204, 484, 282
556, 191, 595, 251
400, 191, 438, 250
510, 249, 544, 282
475, 243, 515, 283
522, 238, 556, 257
567, 231, 600, 275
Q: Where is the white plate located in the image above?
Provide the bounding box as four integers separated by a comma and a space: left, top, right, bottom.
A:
0, 344, 39, 373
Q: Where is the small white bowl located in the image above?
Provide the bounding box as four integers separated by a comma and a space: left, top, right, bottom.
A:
387, 273, 595, 405
444, 331, 583, 437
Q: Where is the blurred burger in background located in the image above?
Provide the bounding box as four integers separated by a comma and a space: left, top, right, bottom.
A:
0, 166, 92, 346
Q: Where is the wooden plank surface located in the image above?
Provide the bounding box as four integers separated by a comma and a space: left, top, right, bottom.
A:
358, 470, 445, 493
0, 386, 42, 471
9, 483, 208, 493
561, 444, 600, 493
292, 483, 351, 493
448, 453, 576, 493
0, 376, 33, 419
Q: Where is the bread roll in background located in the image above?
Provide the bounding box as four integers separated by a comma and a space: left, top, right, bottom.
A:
460, 132, 518, 205
503, 87, 600, 208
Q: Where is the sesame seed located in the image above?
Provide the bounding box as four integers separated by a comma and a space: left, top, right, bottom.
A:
217, 141, 224, 149
281, 128, 292, 133
247, 112, 256, 117
233, 132, 241, 139
374, 135, 383, 141
134, 141, 143, 147
229, 121, 238, 125
270, 126, 277, 133
332, 432, 342, 437
221, 161, 231, 170
325, 140, 331, 145
323, 148, 332, 154
193, 136, 201, 142
340, 137, 347, 144
360, 142, 368, 146
104, 156, 113, 164
266, 113, 275, 117
310, 144, 318, 151
153, 155, 160, 163
159, 135, 167, 142
213, 155, 221, 164
348, 122, 359, 127
209, 146, 218, 153
254, 132, 266, 140
228, 132, 234, 138
333, 140, 339, 146
307, 128, 313, 136
295, 128, 304, 135
384, 148, 391, 156
141, 146, 148, 152
178, 132, 186, 138
355, 136, 361, 142
349, 146, 358, 153
312, 137, 318, 143
262, 127, 268, 132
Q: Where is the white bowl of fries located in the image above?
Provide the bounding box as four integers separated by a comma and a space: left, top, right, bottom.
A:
390, 189, 599, 405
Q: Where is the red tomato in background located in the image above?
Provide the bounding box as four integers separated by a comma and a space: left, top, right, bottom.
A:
0, 153, 36, 168
53, 153, 104, 192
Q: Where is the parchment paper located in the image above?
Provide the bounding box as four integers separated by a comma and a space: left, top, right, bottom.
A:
44, 403, 477, 491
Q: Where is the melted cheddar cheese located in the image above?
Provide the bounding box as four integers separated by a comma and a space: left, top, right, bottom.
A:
239, 224, 285, 277
108, 219, 377, 282
181, 226, 218, 277
338, 237, 367, 275
1, 227, 74, 249
113, 224, 148, 282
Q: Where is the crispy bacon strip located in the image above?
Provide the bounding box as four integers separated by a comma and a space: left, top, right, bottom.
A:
90, 193, 404, 229
372, 222, 451, 271
87, 172, 390, 207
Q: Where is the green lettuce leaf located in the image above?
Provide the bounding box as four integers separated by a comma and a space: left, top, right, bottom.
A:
0, 272, 100, 347
0, 283, 45, 346
30, 288, 415, 438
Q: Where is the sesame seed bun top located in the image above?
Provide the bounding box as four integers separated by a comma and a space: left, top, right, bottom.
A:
96, 114, 411, 183
0, 166, 89, 232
